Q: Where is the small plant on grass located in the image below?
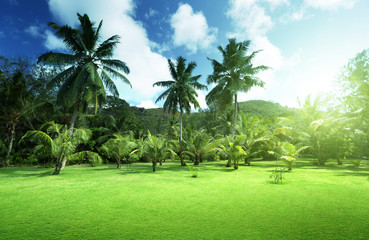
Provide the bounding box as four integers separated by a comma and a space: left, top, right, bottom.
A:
352, 160, 361, 168
269, 167, 285, 184
271, 142, 309, 171
268, 156, 286, 184
190, 166, 199, 178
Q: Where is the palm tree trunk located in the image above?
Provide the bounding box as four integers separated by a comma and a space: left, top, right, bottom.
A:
117, 159, 121, 169
152, 161, 157, 172
231, 94, 238, 140
3, 123, 16, 167
53, 161, 62, 175
53, 152, 65, 175
69, 99, 80, 137
94, 94, 98, 115
58, 100, 80, 172
179, 111, 186, 166
227, 94, 238, 167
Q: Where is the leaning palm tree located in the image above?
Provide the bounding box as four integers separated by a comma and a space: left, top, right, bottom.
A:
20, 121, 102, 175
153, 56, 207, 166
38, 13, 130, 134
206, 38, 269, 143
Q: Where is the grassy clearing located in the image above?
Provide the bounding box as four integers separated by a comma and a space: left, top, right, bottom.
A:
0, 159, 369, 239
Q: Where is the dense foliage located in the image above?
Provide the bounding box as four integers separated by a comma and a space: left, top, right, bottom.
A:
1, 13, 369, 175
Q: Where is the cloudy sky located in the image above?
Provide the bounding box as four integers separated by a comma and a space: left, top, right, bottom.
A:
1, 0, 369, 108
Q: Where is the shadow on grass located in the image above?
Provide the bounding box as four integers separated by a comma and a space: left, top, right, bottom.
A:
0, 167, 53, 178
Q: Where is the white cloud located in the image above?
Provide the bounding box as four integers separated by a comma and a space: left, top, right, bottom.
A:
196, 90, 207, 109
44, 30, 67, 51
145, 8, 158, 19
137, 100, 158, 109
25, 25, 42, 37
286, 9, 305, 22
170, 3, 217, 53
226, 0, 298, 102
304, 0, 356, 11
46, 0, 171, 106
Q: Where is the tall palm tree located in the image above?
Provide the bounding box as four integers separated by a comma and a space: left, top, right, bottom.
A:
206, 38, 269, 142
38, 13, 130, 134
153, 56, 207, 166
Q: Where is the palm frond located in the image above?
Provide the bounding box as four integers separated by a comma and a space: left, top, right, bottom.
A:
102, 66, 131, 88
100, 69, 119, 96
95, 35, 121, 59
100, 59, 129, 74
38, 52, 77, 65
153, 80, 175, 88
68, 151, 102, 164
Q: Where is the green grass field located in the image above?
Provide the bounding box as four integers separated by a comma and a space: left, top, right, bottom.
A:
1, 159, 369, 239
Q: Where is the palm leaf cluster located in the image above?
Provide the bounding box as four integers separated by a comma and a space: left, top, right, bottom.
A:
38, 13, 130, 113
206, 38, 268, 108
154, 56, 207, 115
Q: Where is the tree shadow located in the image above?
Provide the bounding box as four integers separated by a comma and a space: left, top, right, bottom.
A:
0, 167, 53, 178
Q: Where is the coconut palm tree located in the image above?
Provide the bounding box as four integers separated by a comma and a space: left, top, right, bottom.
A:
20, 122, 101, 175
38, 13, 130, 134
153, 56, 207, 166
206, 38, 269, 143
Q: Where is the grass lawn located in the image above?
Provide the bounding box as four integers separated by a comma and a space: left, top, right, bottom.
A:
1, 159, 369, 239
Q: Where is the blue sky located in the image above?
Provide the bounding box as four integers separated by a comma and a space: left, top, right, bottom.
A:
1, 0, 369, 108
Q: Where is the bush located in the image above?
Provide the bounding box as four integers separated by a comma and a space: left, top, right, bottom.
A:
10, 153, 38, 166
190, 166, 199, 178
352, 160, 361, 168
269, 167, 285, 184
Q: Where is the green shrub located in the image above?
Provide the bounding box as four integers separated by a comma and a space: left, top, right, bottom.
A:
269, 167, 285, 184
190, 166, 199, 178
352, 160, 361, 168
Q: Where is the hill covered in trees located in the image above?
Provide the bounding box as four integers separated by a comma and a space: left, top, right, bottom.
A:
127, 99, 295, 136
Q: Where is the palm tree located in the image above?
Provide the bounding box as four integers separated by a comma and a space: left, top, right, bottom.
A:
99, 134, 137, 169
38, 13, 130, 134
220, 135, 247, 170
153, 56, 207, 166
183, 130, 220, 165
141, 131, 176, 172
21, 122, 101, 175
0, 70, 30, 167
206, 38, 269, 143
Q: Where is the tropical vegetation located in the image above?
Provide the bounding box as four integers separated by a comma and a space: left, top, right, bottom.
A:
1, 12, 369, 240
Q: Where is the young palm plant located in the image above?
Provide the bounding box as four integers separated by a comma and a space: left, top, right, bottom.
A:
99, 134, 137, 169
38, 13, 130, 134
206, 38, 269, 144
220, 135, 247, 170
153, 56, 207, 166
20, 121, 101, 174
183, 130, 220, 165
141, 131, 176, 172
